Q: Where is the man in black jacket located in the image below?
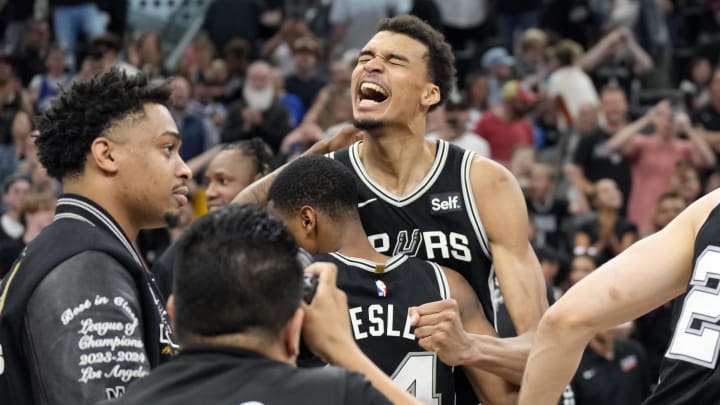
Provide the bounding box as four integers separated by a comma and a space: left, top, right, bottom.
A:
0, 68, 192, 404
106, 204, 418, 405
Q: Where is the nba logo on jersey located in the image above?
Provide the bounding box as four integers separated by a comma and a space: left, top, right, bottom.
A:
375, 280, 387, 297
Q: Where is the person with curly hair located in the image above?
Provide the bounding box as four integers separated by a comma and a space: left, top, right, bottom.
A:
0, 68, 192, 404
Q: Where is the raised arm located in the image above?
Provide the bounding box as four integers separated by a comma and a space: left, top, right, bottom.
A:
232, 125, 364, 205
676, 112, 716, 168
518, 189, 720, 405
607, 107, 653, 154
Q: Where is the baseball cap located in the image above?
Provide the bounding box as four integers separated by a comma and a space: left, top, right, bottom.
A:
501, 80, 536, 104
481, 47, 515, 69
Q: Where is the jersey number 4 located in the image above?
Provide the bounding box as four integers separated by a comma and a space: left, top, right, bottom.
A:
391, 352, 441, 405
667, 246, 720, 368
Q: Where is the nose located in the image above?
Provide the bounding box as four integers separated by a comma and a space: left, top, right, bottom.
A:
205, 181, 219, 199
177, 158, 192, 181
363, 56, 385, 73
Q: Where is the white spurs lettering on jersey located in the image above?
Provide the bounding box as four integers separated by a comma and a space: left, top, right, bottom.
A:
349, 304, 415, 341
368, 230, 472, 262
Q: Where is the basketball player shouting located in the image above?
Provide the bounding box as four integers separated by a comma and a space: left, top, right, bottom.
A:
235, 15, 549, 402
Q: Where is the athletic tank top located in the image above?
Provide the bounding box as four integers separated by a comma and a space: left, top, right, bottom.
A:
643, 202, 720, 405
331, 140, 498, 325
316, 252, 455, 405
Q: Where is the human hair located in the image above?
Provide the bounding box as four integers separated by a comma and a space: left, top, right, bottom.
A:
552, 39, 583, 67
222, 138, 275, 176
657, 191, 686, 205
3, 173, 31, 194
268, 155, 359, 221
173, 204, 302, 342
600, 82, 625, 98
19, 193, 56, 227
35, 68, 172, 180
376, 15, 455, 111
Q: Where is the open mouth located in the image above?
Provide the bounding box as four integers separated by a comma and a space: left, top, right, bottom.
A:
358, 81, 389, 108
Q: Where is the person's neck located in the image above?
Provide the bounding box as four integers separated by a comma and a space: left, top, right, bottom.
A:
598, 207, 618, 221
531, 190, 550, 204
359, 122, 436, 196
333, 219, 389, 263
294, 69, 313, 81
589, 334, 615, 360
499, 104, 518, 122
63, 182, 140, 241
712, 98, 720, 113
183, 333, 292, 364
22, 224, 44, 244
603, 120, 625, 134
3, 209, 20, 222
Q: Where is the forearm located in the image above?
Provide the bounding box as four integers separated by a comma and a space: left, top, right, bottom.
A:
463, 332, 532, 385
607, 116, 648, 151
579, 36, 614, 71
699, 129, 720, 150
688, 128, 717, 167
627, 39, 653, 73
329, 347, 419, 405
518, 312, 592, 405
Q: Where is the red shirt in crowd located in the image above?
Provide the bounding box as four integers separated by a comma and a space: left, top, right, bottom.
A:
474, 110, 534, 164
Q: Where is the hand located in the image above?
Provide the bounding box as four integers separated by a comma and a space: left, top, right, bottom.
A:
301, 262, 355, 364
242, 108, 263, 126
307, 124, 365, 155
674, 111, 691, 132
409, 299, 474, 366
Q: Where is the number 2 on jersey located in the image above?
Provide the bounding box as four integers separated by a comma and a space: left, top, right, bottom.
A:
391, 352, 441, 405
667, 247, 720, 368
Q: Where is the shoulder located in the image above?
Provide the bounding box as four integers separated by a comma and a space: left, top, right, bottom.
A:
300, 367, 391, 404
469, 155, 520, 194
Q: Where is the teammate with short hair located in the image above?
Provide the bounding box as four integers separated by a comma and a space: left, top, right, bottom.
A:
268, 155, 517, 405
0, 69, 191, 403
519, 188, 720, 404
104, 204, 418, 405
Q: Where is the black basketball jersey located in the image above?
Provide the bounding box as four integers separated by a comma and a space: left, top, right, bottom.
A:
642, 202, 720, 404
331, 140, 498, 325
315, 252, 455, 405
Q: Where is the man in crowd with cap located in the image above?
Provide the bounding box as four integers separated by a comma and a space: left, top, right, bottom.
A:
474, 80, 536, 165
481, 46, 515, 107
284, 35, 326, 111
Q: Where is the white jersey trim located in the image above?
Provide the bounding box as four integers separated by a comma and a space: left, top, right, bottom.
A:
429, 262, 450, 300
460, 150, 492, 260
329, 252, 408, 274
348, 140, 449, 207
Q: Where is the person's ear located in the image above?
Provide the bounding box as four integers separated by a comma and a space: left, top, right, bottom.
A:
299, 206, 317, 236
90, 136, 120, 174
421, 84, 441, 109
283, 308, 304, 362
166, 295, 177, 331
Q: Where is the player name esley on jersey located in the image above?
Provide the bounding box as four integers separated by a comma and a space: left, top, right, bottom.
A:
349, 304, 415, 341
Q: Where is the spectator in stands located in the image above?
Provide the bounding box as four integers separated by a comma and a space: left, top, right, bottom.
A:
694, 67, 720, 161
526, 163, 573, 252
202, 0, 263, 58
170, 76, 209, 161
464, 70, 490, 131
130, 31, 166, 79
272, 68, 305, 129
580, 26, 653, 98
608, 101, 715, 234
510, 144, 537, 191
679, 57, 712, 111
668, 160, 703, 203
495, 0, 542, 48
546, 39, 599, 126
0, 192, 55, 277
190, 65, 228, 149
178, 33, 216, 83
481, 46, 516, 107
574, 178, 638, 264
0, 51, 32, 147
571, 324, 651, 405
632, 192, 688, 382
90, 33, 139, 75
570, 84, 633, 210
515, 28, 549, 81
0, 174, 30, 244
12, 19, 51, 87
28, 44, 73, 113
568, 253, 597, 287
49, 0, 107, 69
221, 61, 290, 153
262, 18, 312, 76
223, 38, 250, 102
328, 0, 394, 59
285, 36, 326, 112
474, 80, 536, 165
427, 101, 490, 158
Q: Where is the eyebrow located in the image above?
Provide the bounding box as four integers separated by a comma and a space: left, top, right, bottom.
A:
358, 50, 409, 63
160, 131, 181, 140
